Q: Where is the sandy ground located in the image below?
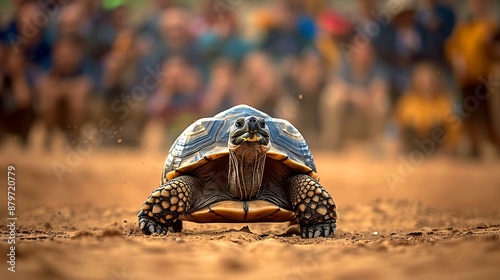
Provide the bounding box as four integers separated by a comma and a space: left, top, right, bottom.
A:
1, 122, 500, 280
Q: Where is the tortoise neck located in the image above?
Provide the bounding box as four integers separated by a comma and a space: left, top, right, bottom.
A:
228, 143, 267, 200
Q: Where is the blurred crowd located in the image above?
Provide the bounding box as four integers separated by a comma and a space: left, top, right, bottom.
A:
1, 0, 500, 158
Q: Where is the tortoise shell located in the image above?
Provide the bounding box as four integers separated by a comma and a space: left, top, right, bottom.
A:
161, 104, 318, 184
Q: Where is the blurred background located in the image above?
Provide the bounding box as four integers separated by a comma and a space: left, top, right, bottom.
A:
1, 2, 500, 279
1, 0, 500, 158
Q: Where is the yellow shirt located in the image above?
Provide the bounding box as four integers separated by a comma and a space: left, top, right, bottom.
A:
395, 92, 459, 149
446, 18, 497, 86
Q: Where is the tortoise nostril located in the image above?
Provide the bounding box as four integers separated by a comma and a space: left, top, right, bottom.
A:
247, 117, 258, 131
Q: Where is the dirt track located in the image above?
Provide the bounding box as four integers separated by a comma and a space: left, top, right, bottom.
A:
1, 124, 500, 280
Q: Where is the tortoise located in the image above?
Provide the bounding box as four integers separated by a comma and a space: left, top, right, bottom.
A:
138, 105, 337, 238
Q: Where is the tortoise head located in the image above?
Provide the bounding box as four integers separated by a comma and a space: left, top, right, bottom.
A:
227, 116, 270, 199
228, 116, 271, 151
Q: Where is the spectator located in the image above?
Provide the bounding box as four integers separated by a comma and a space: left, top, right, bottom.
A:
200, 58, 237, 116
289, 0, 317, 42
0, 44, 36, 147
394, 62, 459, 154
101, 27, 141, 147
320, 42, 389, 151
136, 0, 173, 45
315, 8, 352, 74
135, 5, 200, 98
418, 0, 456, 65
352, 0, 386, 58
1, 1, 52, 71
148, 55, 202, 145
237, 51, 286, 116
87, 4, 130, 92
195, 7, 251, 80
37, 34, 92, 149
260, 0, 310, 60
289, 51, 327, 147
378, 0, 428, 103
418, 0, 457, 97
87, 4, 127, 62
102, 27, 137, 101
45, 1, 91, 45
156, 5, 199, 63
445, 0, 500, 157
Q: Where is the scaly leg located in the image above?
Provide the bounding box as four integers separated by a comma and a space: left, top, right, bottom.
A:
286, 174, 337, 238
138, 176, 200, 235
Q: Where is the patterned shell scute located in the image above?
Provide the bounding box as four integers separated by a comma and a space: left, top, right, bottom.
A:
165, 117, 226, 171
163, 104, 316, 180
268, 119, 316, 172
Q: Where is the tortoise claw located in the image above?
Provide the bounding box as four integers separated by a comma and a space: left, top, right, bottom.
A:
301, 222, 336, 238
138, 216, 168, 235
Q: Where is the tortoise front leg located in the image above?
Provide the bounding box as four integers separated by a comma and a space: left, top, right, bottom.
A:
138, 175, 200, 235
286, 175, 337, 238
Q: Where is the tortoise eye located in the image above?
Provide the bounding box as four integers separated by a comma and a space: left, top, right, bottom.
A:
235, 119, 244, 128
259, 119, 265, 128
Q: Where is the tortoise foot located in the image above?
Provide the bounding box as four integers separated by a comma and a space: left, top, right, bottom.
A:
139, 215, 182, 235
287, 174, 338, 238
300, 222, 336, 238
138, 216, 168, 235
138, 215, 182, 235
138, 176, 201, 235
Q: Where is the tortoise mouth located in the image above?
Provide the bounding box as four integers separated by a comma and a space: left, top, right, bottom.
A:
229, 116, 271, 150
230, 131, 269, 150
